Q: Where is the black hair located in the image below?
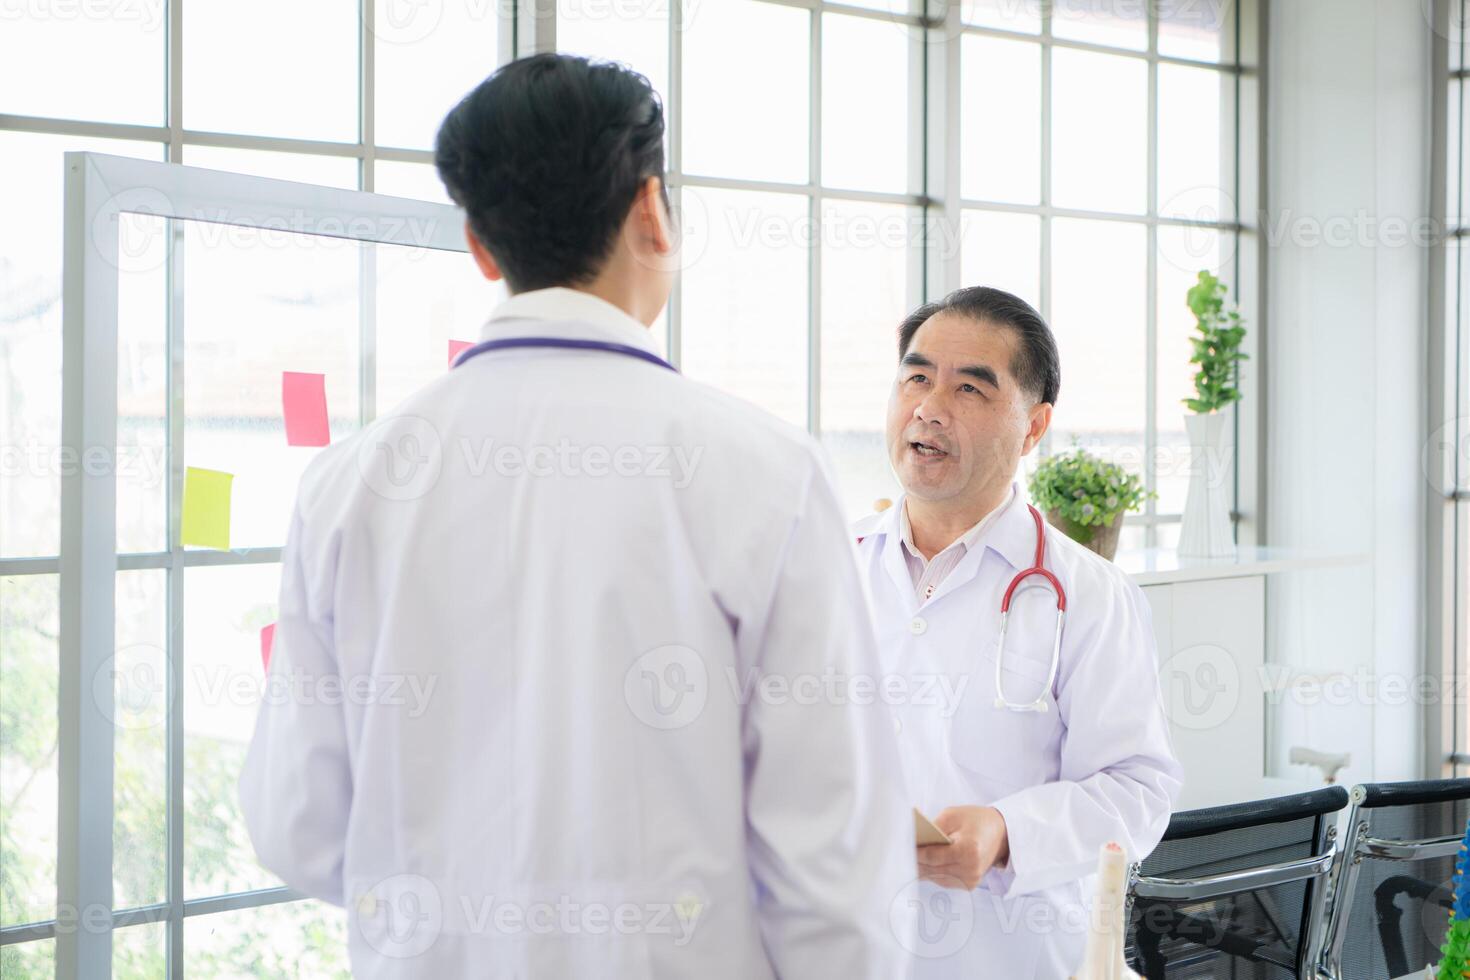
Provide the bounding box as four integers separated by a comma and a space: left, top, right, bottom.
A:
896, 286, 1060, 406
434, 53, 667, 293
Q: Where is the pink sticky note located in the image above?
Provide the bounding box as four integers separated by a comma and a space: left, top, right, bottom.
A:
448, 339, 473, 368
261, 623, 276, 672
282, 372, 330, 447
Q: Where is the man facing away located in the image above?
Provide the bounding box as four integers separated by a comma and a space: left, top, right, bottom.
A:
240, 54, 914, 979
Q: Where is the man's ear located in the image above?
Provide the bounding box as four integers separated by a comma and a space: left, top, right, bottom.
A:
464, 222, 503, 282
633, 176, 673, 257
1021, 401, 1052, 456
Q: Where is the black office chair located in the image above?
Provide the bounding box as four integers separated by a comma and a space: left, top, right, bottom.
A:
1124, 787, 1348, 979
1317, 778, 1470, 979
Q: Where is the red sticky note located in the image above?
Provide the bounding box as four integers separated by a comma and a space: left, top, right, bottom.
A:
261, 623, 276, 672
448, 339, 472, 368
282, 372, 330, 447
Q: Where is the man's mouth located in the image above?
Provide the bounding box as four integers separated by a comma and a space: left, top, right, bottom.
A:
910, 440, 949, 458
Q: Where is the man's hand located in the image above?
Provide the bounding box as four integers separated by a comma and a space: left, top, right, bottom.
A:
916, 806, 1010, 891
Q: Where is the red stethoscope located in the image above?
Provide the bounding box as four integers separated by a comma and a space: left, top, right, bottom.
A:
995, 504, 1067, 713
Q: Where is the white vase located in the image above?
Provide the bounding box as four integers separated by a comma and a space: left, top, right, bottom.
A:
1179, 412, 1236, 558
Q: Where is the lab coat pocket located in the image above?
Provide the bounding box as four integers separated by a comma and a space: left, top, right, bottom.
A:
946, 650, 1058, 793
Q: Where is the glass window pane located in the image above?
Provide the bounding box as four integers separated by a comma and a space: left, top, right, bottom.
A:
184, 900, 349, 977
961, 0, 1040, 33
820, 200, 913, 519
961, 36, 1041, 205
822, 13, 911, 194
836, 0, 916, 11
960, 209, 1040, 311
374, 0, 501, 151
1158, 63, 1235, 222
113, 569, 168, 910
1051, 48, 1146, 214
678, 187, 809, 427
558, 0, 670, 113
0, 938, 55, 977
114, 920, 166, 977
1047, 218, 1146, 477
1158, 0, 1231, 63
374, 160, 454, 206
0, 2, 165, 125
681, 0, 809, 184
0, 574, 59, 927
117, 213, 168, 555
1157, 225, 1225, 515
376, 242, 506, 415
183, 146, 359, 190
0, 134, 162, 559
185, 0, 358, 143
1051, 0, 1146, 50
182, 220, 362, 550
184, 563, 282, 897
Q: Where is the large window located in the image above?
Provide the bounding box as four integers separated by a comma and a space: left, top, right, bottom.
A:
0, 3, 507, 977
558, 0, 926, 518
957, 0, 1254, 550
0, 1, 1259, 976
559, 0, 1256, 538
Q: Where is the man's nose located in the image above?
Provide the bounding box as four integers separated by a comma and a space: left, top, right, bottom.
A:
914, 391, 949, 425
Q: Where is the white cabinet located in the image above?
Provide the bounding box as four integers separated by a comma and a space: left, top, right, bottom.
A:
1140, 575, 1267, 810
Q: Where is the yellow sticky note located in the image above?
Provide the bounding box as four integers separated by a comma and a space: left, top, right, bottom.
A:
182, 466, 234, 550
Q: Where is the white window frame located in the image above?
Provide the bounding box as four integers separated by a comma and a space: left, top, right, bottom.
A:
8, 151, 465, 977
1431, 0, 1467, 778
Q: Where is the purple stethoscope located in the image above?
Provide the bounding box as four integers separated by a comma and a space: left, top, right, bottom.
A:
451, 336, 678, 373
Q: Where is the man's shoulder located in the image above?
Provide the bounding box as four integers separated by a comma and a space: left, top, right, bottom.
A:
850, 507, 890, 544
1045, 524, 1144, 601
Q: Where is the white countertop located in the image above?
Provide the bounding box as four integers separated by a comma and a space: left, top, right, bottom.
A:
1115, 545, 1370, 586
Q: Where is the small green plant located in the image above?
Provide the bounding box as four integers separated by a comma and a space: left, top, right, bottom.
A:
1028, 447, 1153, 528
1183, 270, 1248, 414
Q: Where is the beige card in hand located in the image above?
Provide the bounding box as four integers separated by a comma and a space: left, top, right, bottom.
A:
914, 808, 952, 846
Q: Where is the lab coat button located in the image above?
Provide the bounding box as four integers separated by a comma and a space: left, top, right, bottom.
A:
909, 617, 927, 635
892, 715, 903, 735
357, 893, 378, 917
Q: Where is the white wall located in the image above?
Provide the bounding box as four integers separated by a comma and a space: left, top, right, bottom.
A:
1264, 0, 1429, 785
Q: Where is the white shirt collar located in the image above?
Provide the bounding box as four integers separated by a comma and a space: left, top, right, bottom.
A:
481, 287, 659, 354
899, 483, 1017, 564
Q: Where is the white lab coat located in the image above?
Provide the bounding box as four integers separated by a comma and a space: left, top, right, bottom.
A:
853, 488, 1182, 980
239, 288, 915, 979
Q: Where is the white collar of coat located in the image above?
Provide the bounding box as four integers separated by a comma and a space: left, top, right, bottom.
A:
479, 286, 663, 357
872, 482, 1037, 572
897, 483, 1014, 563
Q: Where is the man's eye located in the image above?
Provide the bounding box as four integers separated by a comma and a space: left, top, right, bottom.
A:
907, 374, 928, 384
960, 383, 979, 394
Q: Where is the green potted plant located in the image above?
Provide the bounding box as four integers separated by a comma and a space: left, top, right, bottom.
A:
1180, 270, 1247, 558
1028, 447, 1152, 561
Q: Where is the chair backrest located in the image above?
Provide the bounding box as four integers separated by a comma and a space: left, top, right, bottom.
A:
1319, 778, 1470, 980
1125, 786, 1348, 979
